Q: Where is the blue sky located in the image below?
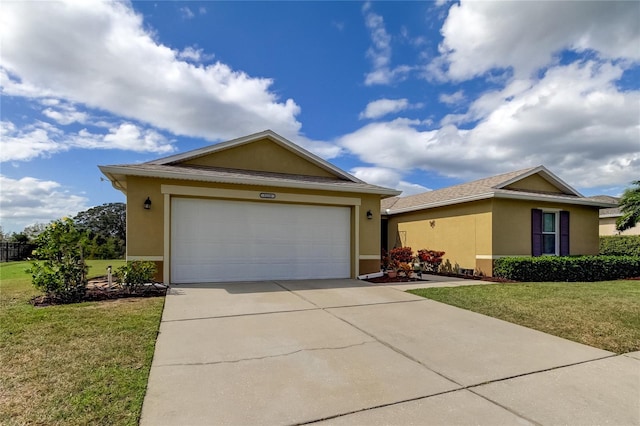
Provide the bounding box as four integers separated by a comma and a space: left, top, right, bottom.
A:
1, 0, 639, 233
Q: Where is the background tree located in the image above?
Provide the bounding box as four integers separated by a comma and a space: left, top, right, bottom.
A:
73, 202, 126, 259
74, 203, 126, 240
22, 223, 48, 241
616, 181, 640, 232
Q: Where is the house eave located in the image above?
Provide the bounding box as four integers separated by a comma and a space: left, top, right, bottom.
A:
493, 191, 617, 207
383, 191, 616, 215
98, 165, 401, 197
384, 193, 495, 215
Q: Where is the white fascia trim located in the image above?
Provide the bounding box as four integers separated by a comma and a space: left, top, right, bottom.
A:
147, 130, 363, 184
386, 193, 495, 215
98, 168, 127, 194
476, 255, 531, 259
385, 189, 613, 216
494, 191, 613, 207
600, 213, 622, 218
100, 165, 400, 196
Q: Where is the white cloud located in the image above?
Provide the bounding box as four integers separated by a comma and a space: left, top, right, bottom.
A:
351, 167, 430, 196
0, 121, 65, 162
42, 102, 88, 125
0, 175, 89, 233
180, 7, 195, 20
362, 3, 411, 86
0, 0, 339, 158
431, 1, 640, 81
177, 46, 214, 63
72, 123, 175, 154
1, 120, 176, 162
340, 61, 640, 188
438, 90, 465, 106
360, 98, 422, 120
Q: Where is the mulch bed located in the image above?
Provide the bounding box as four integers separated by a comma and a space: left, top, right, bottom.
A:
30, 276, 167, 307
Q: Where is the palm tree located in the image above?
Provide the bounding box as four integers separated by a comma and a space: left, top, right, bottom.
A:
616, 180, 640, 232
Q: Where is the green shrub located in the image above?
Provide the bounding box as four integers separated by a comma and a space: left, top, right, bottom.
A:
493, 256, 640, 282
114, 261, 157, 294
28, 218, 88, 303
599, 235, 640, 256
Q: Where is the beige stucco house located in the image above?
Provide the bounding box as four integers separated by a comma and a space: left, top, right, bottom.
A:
586, 195, 640, 236
99, 130, 400, 284
382, 166, 616, 276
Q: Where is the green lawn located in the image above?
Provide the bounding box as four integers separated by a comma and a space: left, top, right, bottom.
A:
409, 280, 640, 354
0, 260, 164, 425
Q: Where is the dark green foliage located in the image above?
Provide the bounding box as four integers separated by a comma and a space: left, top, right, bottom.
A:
114, 261, 157, 294
494, 256, 640, 282
600, 235, 640, 256
74, 203, 126, 259
28, 218, 88, 303
616, 180, 640, 232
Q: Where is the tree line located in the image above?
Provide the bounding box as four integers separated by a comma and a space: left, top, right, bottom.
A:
0, 203, 126, 260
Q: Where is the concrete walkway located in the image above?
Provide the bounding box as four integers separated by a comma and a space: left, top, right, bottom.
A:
141, 278, 639, 425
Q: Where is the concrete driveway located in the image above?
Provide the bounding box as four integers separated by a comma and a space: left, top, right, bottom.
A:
141, 279, 639, 425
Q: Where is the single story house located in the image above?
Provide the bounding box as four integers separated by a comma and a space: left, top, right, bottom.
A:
585, 195, 639, 236
99, 130, 400, 284
382, 166, 617, 276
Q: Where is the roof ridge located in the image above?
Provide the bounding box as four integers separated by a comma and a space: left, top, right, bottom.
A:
396, 166, 539, 201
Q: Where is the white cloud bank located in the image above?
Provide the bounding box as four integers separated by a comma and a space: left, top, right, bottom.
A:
0, 0, 340, 158
0, 175, 89, 233
1, 120, 175, 162
344, 1, 640, 191
431, 1, 640, 81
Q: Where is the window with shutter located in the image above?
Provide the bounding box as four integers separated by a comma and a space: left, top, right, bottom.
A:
532, 209, 569, 256
531, 209, 542, 256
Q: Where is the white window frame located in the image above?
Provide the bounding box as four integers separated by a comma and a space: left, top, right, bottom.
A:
541, 210, 559, 256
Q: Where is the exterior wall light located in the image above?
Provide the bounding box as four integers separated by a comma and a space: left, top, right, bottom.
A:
366, 210, 373, 220
144, 197, 152, 210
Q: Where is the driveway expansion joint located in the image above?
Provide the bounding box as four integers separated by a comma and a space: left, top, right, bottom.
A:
296, 387, 537, 426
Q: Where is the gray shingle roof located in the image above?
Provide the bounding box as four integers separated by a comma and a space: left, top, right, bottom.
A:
100, 163, 401, 196
382, 167, 615, 214
585, 195, 622, 217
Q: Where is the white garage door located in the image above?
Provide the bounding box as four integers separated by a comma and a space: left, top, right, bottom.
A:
171, 198, 351, 283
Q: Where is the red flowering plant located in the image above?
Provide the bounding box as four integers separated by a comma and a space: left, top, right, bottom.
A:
380, 249, 393, 271
417, 249, 445, 273
389, 247, 413, 265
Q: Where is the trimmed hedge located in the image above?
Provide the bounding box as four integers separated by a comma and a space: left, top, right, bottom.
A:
600, 235, 640, 257
493, 256, 640, 282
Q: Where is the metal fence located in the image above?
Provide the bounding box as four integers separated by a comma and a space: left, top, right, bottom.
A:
0, 242, 34, 262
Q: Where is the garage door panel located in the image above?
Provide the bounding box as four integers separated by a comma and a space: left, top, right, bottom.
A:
171, 198, 351, 283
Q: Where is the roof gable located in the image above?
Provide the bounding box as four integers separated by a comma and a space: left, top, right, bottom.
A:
99, 130, 402, 197
496, 166, 580, 196
148, 130, 360, 182
382, 166, 609, 215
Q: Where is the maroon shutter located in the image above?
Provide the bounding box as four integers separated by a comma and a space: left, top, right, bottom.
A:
531, 209, 542, 257
560, 211, 570, 256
